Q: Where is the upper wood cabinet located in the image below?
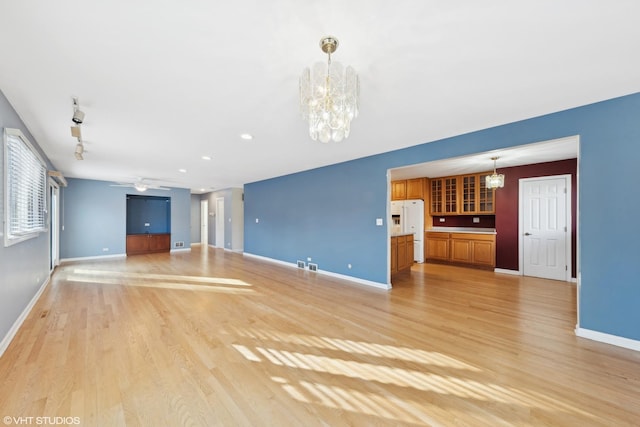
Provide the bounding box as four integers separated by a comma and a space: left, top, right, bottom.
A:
460, 173, 495, 214
391, 180, 407, 200
430, 172, 494, 215
430, 177, 458, 215
406, 178, 425, 199
392, 178, 425, 200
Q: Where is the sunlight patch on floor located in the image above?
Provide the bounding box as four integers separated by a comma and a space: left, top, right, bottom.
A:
71, 269, 252, 286
64, 269, 255, 294
232, 326, 479, 370
227, 327, 596, 421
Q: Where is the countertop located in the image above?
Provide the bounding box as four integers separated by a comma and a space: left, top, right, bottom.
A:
428, 227, 496, 234
391, 232, 415, 237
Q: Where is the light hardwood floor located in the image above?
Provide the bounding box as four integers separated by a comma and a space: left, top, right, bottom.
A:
1, 246, 639, 426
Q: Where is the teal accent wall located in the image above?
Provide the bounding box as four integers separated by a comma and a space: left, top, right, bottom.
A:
245, 92, 640, 341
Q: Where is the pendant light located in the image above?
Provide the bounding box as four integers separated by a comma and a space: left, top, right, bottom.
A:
486, 157, 505, 189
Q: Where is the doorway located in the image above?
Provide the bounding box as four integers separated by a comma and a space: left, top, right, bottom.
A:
49, 182, 60, 271
519, 175, 571, 281
215, 197, 225, 248
201, 199, 208, 246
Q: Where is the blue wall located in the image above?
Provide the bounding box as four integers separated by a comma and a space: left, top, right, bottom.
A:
0, 90, 54, 348
60, 178, 191, 258
245, 92, 640, 342
190, 194, 201, 244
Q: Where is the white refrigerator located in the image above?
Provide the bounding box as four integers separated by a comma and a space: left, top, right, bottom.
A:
391, 199, 425, 263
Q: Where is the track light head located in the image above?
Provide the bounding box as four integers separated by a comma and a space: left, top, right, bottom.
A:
72, 109, 85, 124
75, 142, 84, 160
71, 96, 85, 124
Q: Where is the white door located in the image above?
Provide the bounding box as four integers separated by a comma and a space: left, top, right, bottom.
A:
520, 175, 570, 281
215, 197, 225, 248
200, 199, 208, 246
49, 183, 60, 270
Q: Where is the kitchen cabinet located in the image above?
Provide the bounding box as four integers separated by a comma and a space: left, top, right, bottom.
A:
126, 233, 171, 256
430, 172, 494, 215
430, 177, 458, 215
461, 173, 495, 214
392, 178, 425, 200
425, 231, 495, 268
391, 180, 407, 200
406, 178, 425, 199
391, 234, 414, 275
425, 232, 449, 261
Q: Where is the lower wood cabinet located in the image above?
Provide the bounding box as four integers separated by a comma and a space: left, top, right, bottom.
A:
426, 231, 495, 268
391, 234, 414, 275
126, 233, 171, 256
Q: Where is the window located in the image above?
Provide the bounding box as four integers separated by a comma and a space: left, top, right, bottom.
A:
3, 128, 47, 246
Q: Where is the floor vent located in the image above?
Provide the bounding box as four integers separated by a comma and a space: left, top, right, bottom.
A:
308, 263, 318, 272
297, 260, 306, 269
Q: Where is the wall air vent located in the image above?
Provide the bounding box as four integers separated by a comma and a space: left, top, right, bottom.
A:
297, 260, 306, 269
308, 263, 318, 272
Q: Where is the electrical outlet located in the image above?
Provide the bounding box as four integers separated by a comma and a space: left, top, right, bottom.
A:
439, 218, 445, 222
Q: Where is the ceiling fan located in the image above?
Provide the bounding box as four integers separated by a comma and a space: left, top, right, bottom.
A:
110, 178, 170, 192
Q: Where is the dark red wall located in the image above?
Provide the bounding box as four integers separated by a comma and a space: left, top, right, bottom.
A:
432, 215, 495, 228
495, 159, 577, 277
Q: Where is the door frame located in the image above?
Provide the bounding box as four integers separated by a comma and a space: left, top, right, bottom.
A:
200, 199, 208, 246
518, 174, 572, 282
215, 197, 225, 248
49, 180, 60, 271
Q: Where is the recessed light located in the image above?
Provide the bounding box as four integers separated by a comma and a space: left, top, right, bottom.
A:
178, 168, 187, 173
240, 133, 253, 140
201, 155, 212, 160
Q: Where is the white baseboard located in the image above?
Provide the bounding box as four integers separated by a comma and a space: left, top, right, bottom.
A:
494, 268, 521, 276
61, 253, 126, 263
243, 252, 391, 291
575, 327, 640, 352
170, 248, 191, 253
0, 276, 50, 358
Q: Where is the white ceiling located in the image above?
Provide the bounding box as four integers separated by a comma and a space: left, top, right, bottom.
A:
1, 1, 638, 193
389, 136, 580, 180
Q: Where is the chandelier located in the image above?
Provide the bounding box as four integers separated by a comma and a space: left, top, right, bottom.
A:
300, 36, 359, 143
486, 157, 505, 189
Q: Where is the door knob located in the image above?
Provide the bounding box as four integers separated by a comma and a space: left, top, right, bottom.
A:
524, 232, 532, 236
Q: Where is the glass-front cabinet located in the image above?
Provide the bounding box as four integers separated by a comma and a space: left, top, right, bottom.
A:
431, 177, 458, 215
431, 173, 495, 215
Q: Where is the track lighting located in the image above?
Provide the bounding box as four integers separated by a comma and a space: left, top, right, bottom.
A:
71, 97, 85, 124
70, 125, 82, 140
75, 142, 84, 160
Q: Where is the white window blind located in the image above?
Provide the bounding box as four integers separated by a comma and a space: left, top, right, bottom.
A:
4, 128, 47, 246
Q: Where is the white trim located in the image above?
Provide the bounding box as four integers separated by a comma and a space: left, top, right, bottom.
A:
243, 252, 392, 291
0, 276, 50, 357
61, 253, 126, 263
494, 268, 521, 276
170, 248, 192, 253
575, 327, 640, 352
